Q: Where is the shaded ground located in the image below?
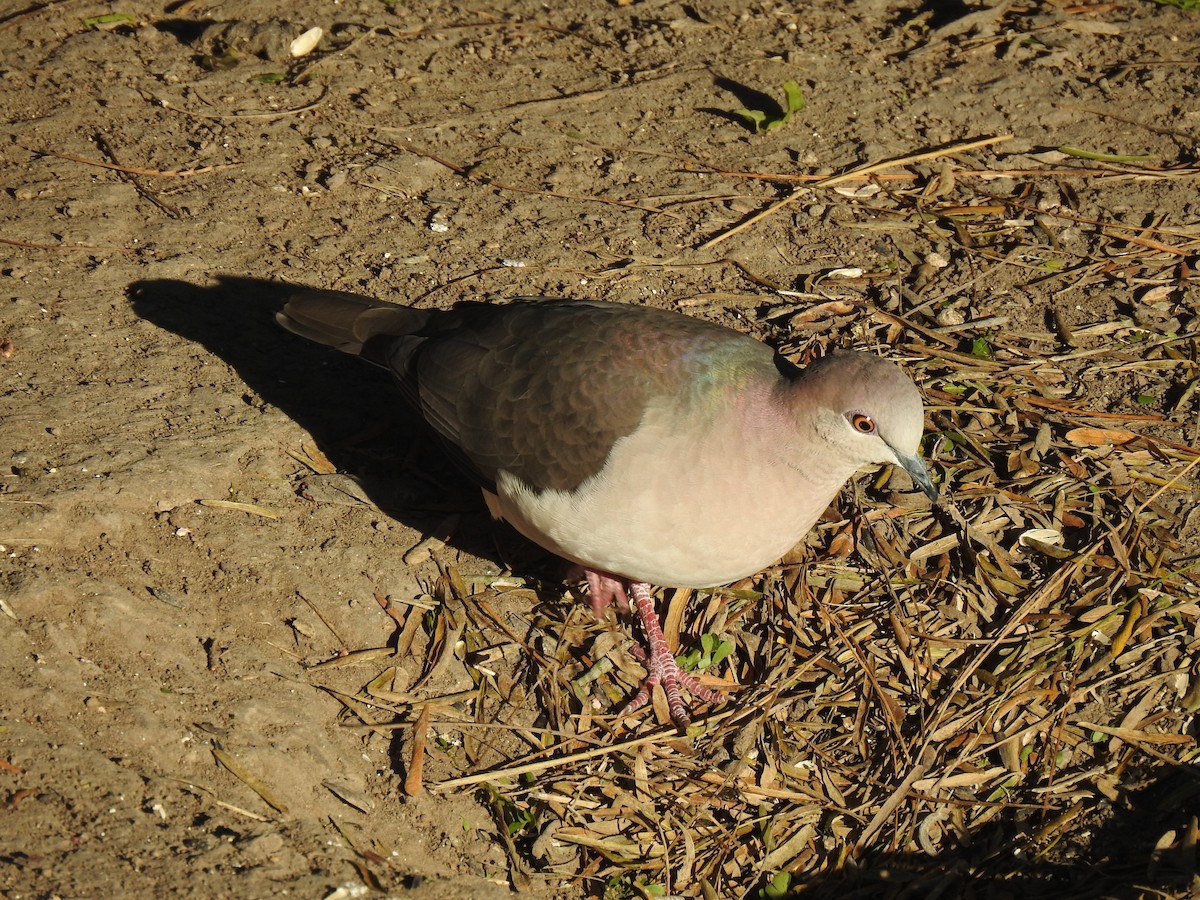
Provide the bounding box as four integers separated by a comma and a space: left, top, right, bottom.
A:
2, 0, 1199, 897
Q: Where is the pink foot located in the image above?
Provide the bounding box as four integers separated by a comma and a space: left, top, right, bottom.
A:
584, 570, 630, 617
589, 578, 726, 728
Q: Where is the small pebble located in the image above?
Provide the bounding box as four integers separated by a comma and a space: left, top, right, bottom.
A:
935, 308, 965, 327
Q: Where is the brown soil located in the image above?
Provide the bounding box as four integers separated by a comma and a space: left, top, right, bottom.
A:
2, 0, 1199, 897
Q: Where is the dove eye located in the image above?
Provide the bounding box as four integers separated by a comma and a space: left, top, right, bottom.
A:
847, 412, 876, 434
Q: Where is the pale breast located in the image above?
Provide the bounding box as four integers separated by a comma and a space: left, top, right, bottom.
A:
487, 405, 855, 587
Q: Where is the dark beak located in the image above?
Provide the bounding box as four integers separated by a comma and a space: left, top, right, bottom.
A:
896, 451, 938, 502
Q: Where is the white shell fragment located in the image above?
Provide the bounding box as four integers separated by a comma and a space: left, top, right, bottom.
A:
290, 26, 323, 58
833, 183, 880, 198
1018, 528, 1073, 559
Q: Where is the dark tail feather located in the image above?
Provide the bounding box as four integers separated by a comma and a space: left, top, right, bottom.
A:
276, 289, 428, 358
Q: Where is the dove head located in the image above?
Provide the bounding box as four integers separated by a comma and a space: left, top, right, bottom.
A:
788, 351, 937, 500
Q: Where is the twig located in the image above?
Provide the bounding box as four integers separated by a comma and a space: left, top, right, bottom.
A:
432, 729, 676, 789
95, 135, 181, 218
696, 134, 1013, 250
856, 747, 935, 849
297, 592, 348, 649
432, 703, 751, 791
0, 0, 78, 32
0, 236, 134, 253
33, 147, 241, 177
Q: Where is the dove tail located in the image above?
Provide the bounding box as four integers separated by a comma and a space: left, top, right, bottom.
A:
276, 289, 429, 362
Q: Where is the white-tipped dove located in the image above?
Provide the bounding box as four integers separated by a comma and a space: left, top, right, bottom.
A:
278, 290, 937, 727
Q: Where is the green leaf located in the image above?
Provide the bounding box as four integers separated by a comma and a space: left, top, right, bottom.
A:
732, 107, 769, 132
971, 337, 993, 359
679, 633, 733, 672
704, 633, 734, 668
82, 12, 137, 29
731, 80, 805, 134
1154, 0, 1200, 9
984, 773, 1022, 802
1136, 394, 1156, 406
253, 72, 287, 84
1058, 146, 1150, 163
762, 871, 792, 898
782, 80, 805, 116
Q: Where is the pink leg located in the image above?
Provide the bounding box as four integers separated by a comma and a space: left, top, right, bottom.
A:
617, 581, 726, 728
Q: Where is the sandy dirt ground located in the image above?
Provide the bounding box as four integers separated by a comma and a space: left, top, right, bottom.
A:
3, 0, 1200, 897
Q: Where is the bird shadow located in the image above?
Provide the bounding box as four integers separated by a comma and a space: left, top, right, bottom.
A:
126, 276, 549, 575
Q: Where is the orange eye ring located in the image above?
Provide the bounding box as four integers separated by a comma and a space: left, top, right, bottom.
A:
847, 412, 876, 434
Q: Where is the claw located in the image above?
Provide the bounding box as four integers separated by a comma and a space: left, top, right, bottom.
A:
584, 569, 630, 617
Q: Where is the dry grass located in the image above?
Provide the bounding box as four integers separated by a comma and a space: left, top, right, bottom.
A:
309, 140, 1200, 899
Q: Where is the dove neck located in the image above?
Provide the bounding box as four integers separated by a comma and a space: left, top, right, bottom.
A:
769, 375, 862, 482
